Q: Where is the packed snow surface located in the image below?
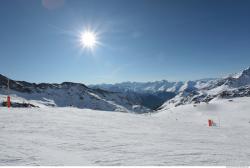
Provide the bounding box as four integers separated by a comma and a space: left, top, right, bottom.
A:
0, 97, 250, 166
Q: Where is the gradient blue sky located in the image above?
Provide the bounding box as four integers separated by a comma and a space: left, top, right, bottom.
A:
0, 0, 250, 84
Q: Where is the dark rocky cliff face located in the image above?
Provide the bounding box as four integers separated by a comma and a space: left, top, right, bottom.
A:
0, 74, 90, 94
0, 74, 149, 112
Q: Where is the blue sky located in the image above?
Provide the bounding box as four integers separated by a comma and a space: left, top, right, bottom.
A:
0, 0, 250, 84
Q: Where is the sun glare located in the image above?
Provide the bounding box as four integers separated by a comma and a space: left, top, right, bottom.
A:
80, 31, 97, 49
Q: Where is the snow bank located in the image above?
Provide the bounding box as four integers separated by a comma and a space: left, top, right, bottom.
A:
0, 97, 250, 166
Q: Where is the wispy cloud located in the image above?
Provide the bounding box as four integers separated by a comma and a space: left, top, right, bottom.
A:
42, 0, 65, 10
96, 63, 132, 82
131, 31, 143, 39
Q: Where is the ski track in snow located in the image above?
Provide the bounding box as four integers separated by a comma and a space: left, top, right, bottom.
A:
0, 97, 250, 166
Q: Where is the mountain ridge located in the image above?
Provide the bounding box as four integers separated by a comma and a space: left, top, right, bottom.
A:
0, 74, 150, 112
158, 66, 250, 110
1, 66, 250, 112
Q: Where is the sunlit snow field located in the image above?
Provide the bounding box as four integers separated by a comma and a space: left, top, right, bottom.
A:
0, 97, 250, 166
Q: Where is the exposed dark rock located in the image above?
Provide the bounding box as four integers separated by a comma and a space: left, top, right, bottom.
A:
2, 101, 38, 108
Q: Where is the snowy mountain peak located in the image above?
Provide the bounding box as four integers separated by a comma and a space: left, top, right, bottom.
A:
223, 67, 250, 88
0, 74, 150, 112
226, 67, 250, 79
179, 81, 197, 92
159, 66, 250, 110
236, 66, 250, 78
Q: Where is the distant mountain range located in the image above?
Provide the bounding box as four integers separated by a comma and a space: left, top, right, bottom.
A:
90, 66, 250, 110
159, 66, 250, 110
1, 66, 250, 112
89, 78, 219, 94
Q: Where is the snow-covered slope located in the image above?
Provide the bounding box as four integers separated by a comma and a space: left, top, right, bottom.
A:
1, 97, 250, 165
159, 67, 250, 110
0, 74, 149, 113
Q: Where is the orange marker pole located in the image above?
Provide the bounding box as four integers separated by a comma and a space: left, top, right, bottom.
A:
208, 119, 212, 127
7, 96, 11, 108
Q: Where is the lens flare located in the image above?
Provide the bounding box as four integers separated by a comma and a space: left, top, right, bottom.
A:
80, 31, 97, 49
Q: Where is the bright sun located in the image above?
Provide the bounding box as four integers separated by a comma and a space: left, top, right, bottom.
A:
80, 31, 97, 49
